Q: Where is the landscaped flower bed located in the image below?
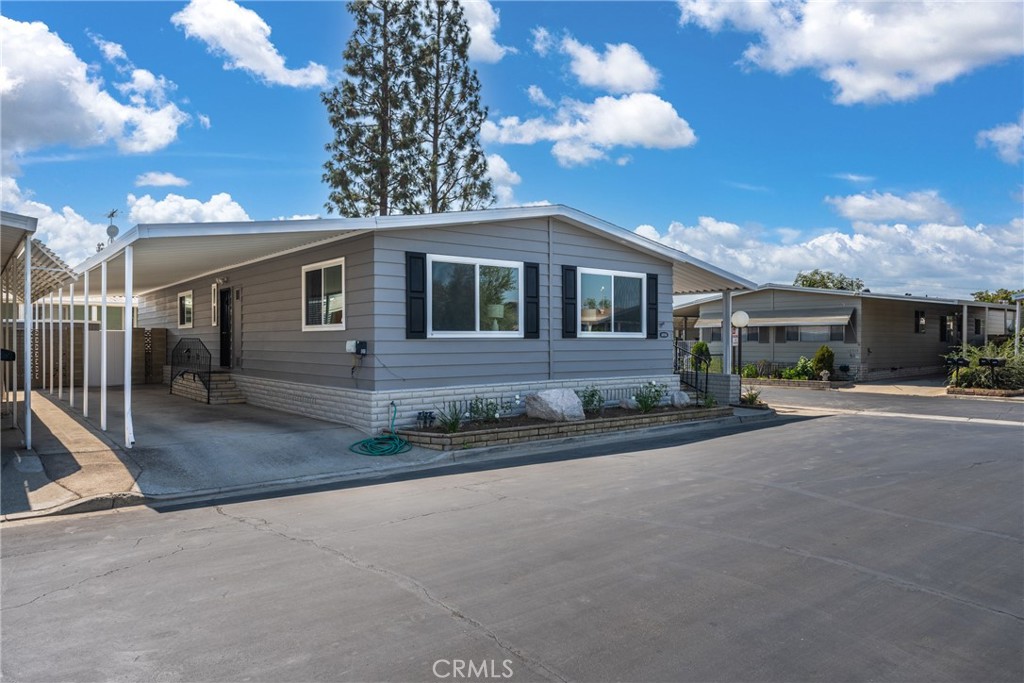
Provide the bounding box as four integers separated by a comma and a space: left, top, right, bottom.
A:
947, 387, 1024, 397
396, 405, 734, 451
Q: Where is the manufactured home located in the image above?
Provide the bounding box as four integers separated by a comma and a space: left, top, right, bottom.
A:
675, 284, 1017, 381
55, 205, 753, 444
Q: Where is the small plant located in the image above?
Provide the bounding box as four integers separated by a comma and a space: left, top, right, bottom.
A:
812, 344, 835, 378
739, 388, 762, 406
781, 356, 816, 380
577, 385, 605, 415
741, 363, 759, 378
434, 401, 464, 433
701, 394, 718, 408
468, 395, 518, 423
633, 381, 668, 413
691, 340, 711, 364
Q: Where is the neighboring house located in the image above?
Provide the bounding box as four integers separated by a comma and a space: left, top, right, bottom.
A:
674, 284, 1017, 381
69, 205, 753, 439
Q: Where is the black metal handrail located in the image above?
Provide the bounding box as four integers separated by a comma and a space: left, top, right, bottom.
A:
170, 337, 212, 404
674, 340, 710, 399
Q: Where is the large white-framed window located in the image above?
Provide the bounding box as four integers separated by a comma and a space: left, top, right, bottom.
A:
578, 267, 645, 337
427, 255, 522, 337
302, 257, 346, 331
177, 290, 193, 329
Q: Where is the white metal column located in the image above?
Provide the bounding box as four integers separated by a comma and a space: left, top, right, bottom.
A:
100, 260, 108, 431
12, 287, 18, 429
962, 303, 968, 349
983, 305, 989, 345
1016, 300, 1021, 356
123, 246, 135, 448
721, 290, 733, 375
23, 238, 32, 450
47, 292, 53, 393
69, 283, 75, 408
82, 270, 90, 417
58, 286, 64, 399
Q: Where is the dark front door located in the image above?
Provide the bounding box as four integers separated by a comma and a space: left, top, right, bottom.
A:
219, 287, 232, 367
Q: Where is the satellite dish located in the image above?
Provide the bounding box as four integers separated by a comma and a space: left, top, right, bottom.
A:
106, 224, 119, 240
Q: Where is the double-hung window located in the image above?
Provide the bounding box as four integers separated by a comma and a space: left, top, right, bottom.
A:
302, 257, 345, 331
177, 290, 193, 329
578, 268, 645, 337
428, 255, 522, 337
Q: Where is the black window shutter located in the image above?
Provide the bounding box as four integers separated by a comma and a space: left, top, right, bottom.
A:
524, 262, 540, 339
406, 252, 426, 339
775, 326, 786, 344
759, 326, 770, 343
561, 265, 577, 338
646, 274, 659, 339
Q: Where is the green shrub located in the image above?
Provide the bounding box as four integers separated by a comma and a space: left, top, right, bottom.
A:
781, 356, 816, 380
812, 345, 835, 378
691, 341, 711, 364
435, 401, 464, 433
577, 385, 605, 415
739, 388, 762, 405
946, 338, 1024, 390
741, 363, 759, 378
634, 381, 668, 413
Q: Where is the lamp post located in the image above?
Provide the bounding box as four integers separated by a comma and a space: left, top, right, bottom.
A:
731, 310, 749, 400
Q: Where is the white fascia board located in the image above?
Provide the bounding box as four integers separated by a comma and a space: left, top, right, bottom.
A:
1, 211, 38, 232
758, 283, 959, 306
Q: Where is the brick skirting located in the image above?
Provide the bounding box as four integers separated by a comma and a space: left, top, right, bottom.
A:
396, 406, 734, 451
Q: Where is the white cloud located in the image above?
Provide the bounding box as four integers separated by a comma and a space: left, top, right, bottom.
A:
833, 172, 874, 184
135, 172, 189, 187
171, 0, 327, 87
482, 92, 697, 166
0, 17, 190, 171
560, 36, 660, 94
88, 32, 127, 64
198, 114, 212, 129
1, 177, 107, 266
127, 191, 250, 224
272, 214, 320, 221
462, 0, 514, 63
678, 0, 1024, 105
486, 154, 521, 206
977, 113, 1024, 164
531, 27, 553, 56
638, 214, 1023, 298
826, 190, 958, 223
526, 85, 554, 108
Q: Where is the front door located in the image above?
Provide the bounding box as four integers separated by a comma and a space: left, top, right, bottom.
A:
219, 286, 232, 367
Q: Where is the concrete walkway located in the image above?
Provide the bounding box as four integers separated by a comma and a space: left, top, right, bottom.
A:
1, 386, 775, 521
834, 376, 949, 397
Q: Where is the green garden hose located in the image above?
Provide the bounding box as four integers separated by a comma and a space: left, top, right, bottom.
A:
349, 402, 412, 456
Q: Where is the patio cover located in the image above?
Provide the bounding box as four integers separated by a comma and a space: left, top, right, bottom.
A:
695, 307, 854, 328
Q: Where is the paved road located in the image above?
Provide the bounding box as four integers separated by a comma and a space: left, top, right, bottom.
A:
2, 409, 1021, 682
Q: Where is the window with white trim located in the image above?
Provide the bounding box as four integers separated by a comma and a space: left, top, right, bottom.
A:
302, 257, 345, 331
177, 290, 193, 329
578, 268, 645, 336
428, 255, 522, 337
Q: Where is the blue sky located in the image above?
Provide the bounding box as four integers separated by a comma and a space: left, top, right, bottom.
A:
2, 0, 1022, 298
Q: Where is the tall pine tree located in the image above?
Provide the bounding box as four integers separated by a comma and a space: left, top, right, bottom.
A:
416, 0, 494, 212
322, 0, 422, 216
323, 0, 494, 216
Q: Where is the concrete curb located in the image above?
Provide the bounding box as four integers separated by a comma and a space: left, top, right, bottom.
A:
2, 410, 783, 521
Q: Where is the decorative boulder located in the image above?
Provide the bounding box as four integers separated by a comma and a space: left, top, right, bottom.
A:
526, 389, 585, 422
670, 391, 691, 408
619, 397, 639, 410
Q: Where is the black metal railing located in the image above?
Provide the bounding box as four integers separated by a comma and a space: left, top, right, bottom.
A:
674, 341, 711, 399
170, 337, 212, 404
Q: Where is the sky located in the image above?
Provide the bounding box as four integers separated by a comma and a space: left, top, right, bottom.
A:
1, 0, 1022, 299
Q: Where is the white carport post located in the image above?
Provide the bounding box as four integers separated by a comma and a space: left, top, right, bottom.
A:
11, 282, 19, 429
58, 286, 64, 399
721, 290, 733, 375
82, 270, 90, 417
123, 245, 135, 448
22, 238, 32, 449
69, 283, 75, 408
100, 259, 108, 431
983, 305, 989, 345
1016, 298, 1021, 356
962, 303, 968, 349
48, 292, 54, 393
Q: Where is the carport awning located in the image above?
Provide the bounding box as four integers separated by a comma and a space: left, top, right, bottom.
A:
695, 308, 854, 328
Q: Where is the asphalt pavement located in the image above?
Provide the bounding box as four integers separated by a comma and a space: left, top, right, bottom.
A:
2, 403, 1021, 682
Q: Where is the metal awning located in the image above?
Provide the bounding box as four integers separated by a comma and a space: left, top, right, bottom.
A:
695, 308, 854, 328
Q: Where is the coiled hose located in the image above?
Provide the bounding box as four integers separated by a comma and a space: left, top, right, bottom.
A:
349, 402, 412, 456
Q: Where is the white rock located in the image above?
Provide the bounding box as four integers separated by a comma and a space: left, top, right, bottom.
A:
670, 391, 691, 408
619, 397, 639, 410
526, 389, 585, 422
